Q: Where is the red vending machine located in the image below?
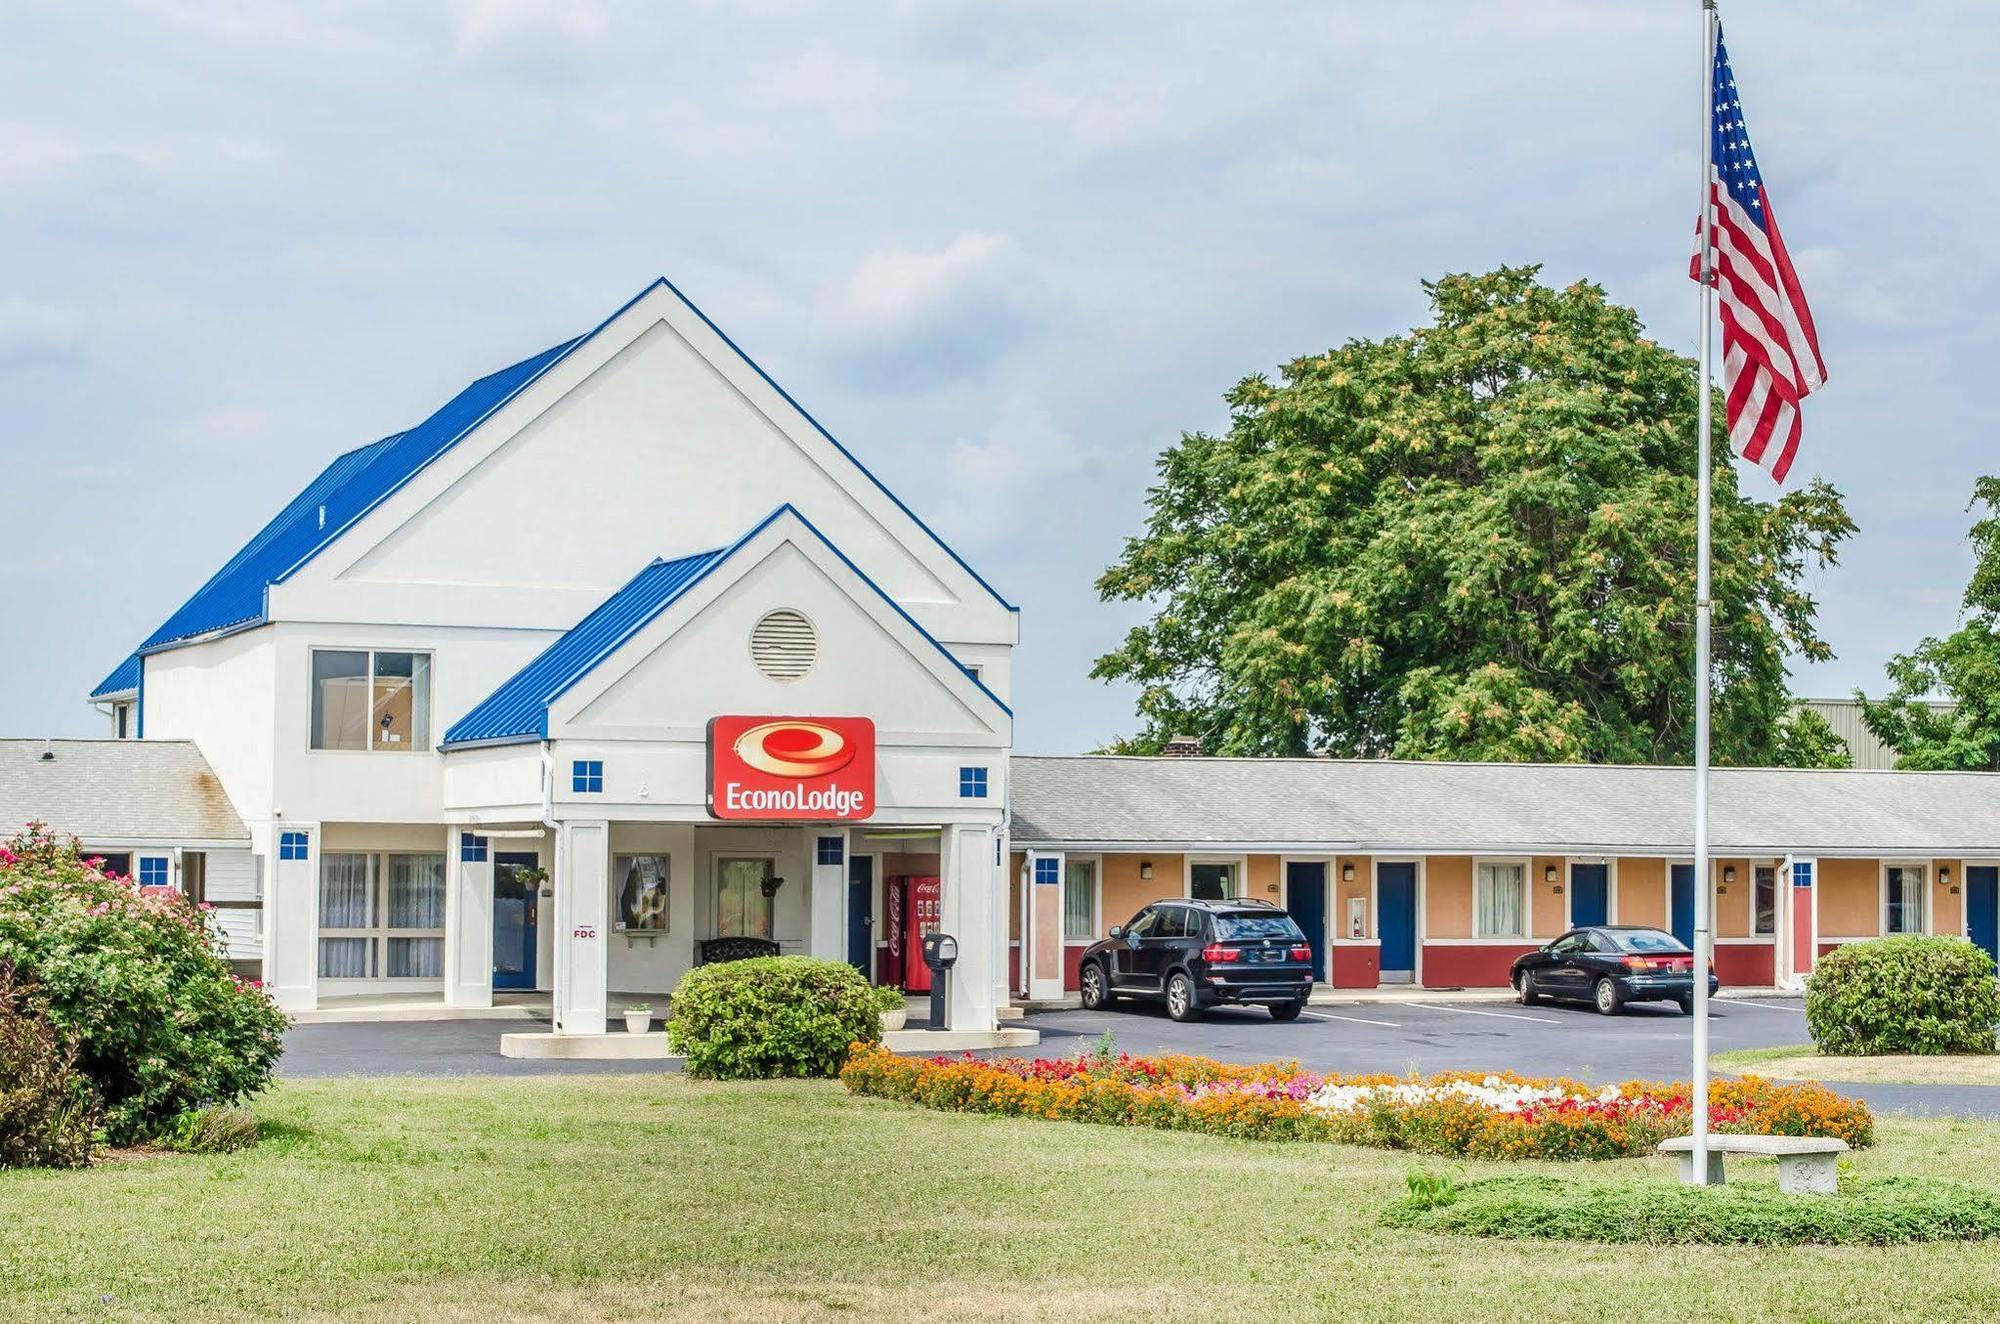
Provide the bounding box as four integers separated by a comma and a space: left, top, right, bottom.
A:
899, 876, 942, 993
882, 877, 906, 987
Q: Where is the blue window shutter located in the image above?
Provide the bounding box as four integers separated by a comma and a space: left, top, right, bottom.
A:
816, 836, 844, 866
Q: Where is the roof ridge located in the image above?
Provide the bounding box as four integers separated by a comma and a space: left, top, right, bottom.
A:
1006, 753, 1979, 776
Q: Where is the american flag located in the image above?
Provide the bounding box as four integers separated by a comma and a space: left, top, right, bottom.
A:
1691, 24, 1826, 483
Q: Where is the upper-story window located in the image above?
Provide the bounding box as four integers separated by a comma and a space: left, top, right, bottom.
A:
311, 649, 432, 752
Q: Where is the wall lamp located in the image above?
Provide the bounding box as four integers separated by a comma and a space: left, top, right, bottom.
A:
1139, 861, 1153, 880
1723, 866, 1737, 884
1341, 862, 1355, 883
1543, 865, 1557, 884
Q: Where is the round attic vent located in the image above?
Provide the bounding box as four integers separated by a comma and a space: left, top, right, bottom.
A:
750, 609, 817, 681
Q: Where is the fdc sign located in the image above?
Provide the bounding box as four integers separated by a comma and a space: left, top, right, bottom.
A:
706, 716, 876, 821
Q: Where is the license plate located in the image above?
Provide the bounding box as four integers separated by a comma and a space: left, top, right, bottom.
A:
1254, 950, 1280, 963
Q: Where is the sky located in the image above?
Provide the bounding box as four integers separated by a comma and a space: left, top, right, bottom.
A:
2, 1, 1995, 754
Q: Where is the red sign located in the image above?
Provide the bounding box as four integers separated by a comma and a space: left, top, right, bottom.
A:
707, 716, 876, 821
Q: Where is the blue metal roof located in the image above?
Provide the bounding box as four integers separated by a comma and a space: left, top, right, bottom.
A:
440, 504, 1012, 750
90, 653, 141, 699
440, 547, 728, 747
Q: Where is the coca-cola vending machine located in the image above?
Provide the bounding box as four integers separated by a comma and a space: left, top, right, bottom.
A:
899, 876, 942, 993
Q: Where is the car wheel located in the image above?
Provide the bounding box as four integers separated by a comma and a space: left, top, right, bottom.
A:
1079, 962, 1113, 1011
1165, 971, 1204, 1022
1268, 998, 1306, 1022
1518, 972, 1541, 1006
1594, 977, 1624, 1016
1675, 995, 1694, 1016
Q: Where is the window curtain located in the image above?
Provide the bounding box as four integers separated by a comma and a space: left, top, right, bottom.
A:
717, 859, 774, 938
319, 853, 372, 928
388, 854, 446, 929
1063, 861, 1095, 941
1887, 866, 1925, 934
318, 937, 372, 978
1477, 863, 1525, 937
387, 937, 443, 978
409, 654, 432, 751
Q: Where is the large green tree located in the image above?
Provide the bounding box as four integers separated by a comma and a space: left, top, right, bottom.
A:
1094, 266, 1855, 764
1857, 476, 2000, 770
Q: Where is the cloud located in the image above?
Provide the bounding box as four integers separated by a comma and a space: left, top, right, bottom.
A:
447, 0, 609, 57
0, 121, 277, 191
130, 0, 314, 43
0, 300, 84, 372
930, 396, 1099, 543
814, 232, 1048, 388
170, 406, 272, 455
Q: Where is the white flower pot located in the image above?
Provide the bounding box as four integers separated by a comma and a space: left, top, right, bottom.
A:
623, 1012, 653, 1034
879, 1008, 908, 1033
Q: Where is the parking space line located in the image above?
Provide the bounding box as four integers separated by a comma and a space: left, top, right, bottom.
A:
1716, 1000, 1803, 1013
1406, 1003, 1564, 1026
1300, 1011, 1402, 1028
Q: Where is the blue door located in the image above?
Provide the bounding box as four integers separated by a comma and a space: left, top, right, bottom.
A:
1378, 862, 1418, 980
1671, 864, 1695, 947
1969, 866, 1999, 969
847, 853, 875, 976
1285, 861, 1328, 981
1570, 863, 1609, 929
493, 852, 538, 991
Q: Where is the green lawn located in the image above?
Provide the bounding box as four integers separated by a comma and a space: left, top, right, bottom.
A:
1715, 1044, 2000, 1086
5, 1075, 2000, 1322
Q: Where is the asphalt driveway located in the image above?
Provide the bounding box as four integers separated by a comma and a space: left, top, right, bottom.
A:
277, 996, 2000, 1119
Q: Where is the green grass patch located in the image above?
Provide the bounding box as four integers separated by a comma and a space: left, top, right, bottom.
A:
1715, 1044, 2000, 1086
1383, 1171, 2000, 1245
4, 1075, 2000, 1321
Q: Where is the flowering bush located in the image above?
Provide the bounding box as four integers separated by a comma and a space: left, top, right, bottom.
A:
0, 825, 288, 1143
0, 965, 99, 1168
840, 1047, 1873, 1159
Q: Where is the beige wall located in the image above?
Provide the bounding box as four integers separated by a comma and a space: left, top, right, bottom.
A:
1337, 856, 1372, 938
1818, 857, 1877, 938
1714, 858, 1751, 939
1933, 859, 1963, 936
1426, 856, 1473, 938
1531, 856, 1564, 938
1246, 854, 1283, 902
1103, 853, 1178, 931
1618, 858, 1666, 928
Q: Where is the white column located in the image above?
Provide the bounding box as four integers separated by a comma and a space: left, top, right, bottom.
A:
263, 821, 319, 1012
940, 821, 1000, 1032
807, 827, 847, 963
444, 830, 494, 1008
552, 820, 610, 1034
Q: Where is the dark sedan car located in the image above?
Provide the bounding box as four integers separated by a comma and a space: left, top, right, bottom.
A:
1077, 898, 1315, 1022
1510, 925, 1720, 1015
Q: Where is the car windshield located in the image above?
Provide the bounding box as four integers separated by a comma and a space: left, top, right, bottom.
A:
1212, 912, 1305, 941
1608, 929, 1687, 954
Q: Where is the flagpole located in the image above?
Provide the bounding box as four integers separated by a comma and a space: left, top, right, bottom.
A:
1691, 0, 1719, 1185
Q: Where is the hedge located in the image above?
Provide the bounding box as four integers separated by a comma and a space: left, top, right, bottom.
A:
1805, 936, 1999, 1056
665, 955, 881, 1079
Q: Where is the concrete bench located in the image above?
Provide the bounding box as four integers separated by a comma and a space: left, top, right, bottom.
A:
1659, 1134, 1850, 1193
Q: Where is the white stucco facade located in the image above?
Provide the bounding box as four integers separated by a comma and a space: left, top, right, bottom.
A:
101, 279, 1018, 1034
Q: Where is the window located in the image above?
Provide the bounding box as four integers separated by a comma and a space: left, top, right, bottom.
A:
572, 760, 604, 793
311, 649, 431, 751
279, 831, 310, 861
317, 851, 445, 979
958, 766, 988, 799
137, 857, 170, 888
1550, 932, 1588, 955
460, 833, 489, 863
1153, 906, 1189, 939
1189, 862, 1236, 901
1475, 861, 1527, 938
114, 703, 131, 738
1753, 866, 1777, 935
1123, 907, 1160, 939
716, 858, 774, 939
1609, 929, 1688, 953
1212, 912, 1305, 941
1033, 857, 1060, 887
95, 852, 132, 879
816, 836, 844, 866
1062, 859, 1096, 941
1886, 864, 1926, 935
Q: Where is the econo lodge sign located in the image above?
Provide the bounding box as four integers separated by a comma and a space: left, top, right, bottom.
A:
706, 716, 876, 821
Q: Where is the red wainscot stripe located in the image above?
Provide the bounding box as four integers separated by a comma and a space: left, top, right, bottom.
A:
1422, 944, 1538, 989
1062, 944, 1088, 992
1713, 941, 1775, 987
1330, 942, 1381, 989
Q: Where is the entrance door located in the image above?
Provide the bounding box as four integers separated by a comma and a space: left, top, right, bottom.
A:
846, 854, 874, 976
1285, 862, 1328, 981
1378, 863, 1417, 983
1111, 905, 1167, 991
1969, 866, 1999, 968
493, 851, 539, 991
1570, 863, 1609, 929
1671, 864, 1695, 948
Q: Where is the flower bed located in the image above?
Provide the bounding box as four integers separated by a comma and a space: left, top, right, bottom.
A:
839, 1047, 1873, 1159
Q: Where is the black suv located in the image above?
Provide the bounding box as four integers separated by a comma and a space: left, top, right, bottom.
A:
1076, 898, 1315, 1022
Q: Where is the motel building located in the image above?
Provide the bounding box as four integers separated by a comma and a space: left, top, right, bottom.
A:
40, 277, 2000, 1051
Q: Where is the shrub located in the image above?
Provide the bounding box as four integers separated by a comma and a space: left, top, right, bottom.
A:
1382, 1172, 2000, 1245
159, 1103, 261, 1154
666, 956, 881, 1079
0, 825, 289, 1143
1806, 936, 2000, 1056
0, 966, 99, 1169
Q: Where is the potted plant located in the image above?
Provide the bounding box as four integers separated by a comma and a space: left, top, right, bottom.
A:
872, 984, 908, 1032
622, 1003, 654, 1034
